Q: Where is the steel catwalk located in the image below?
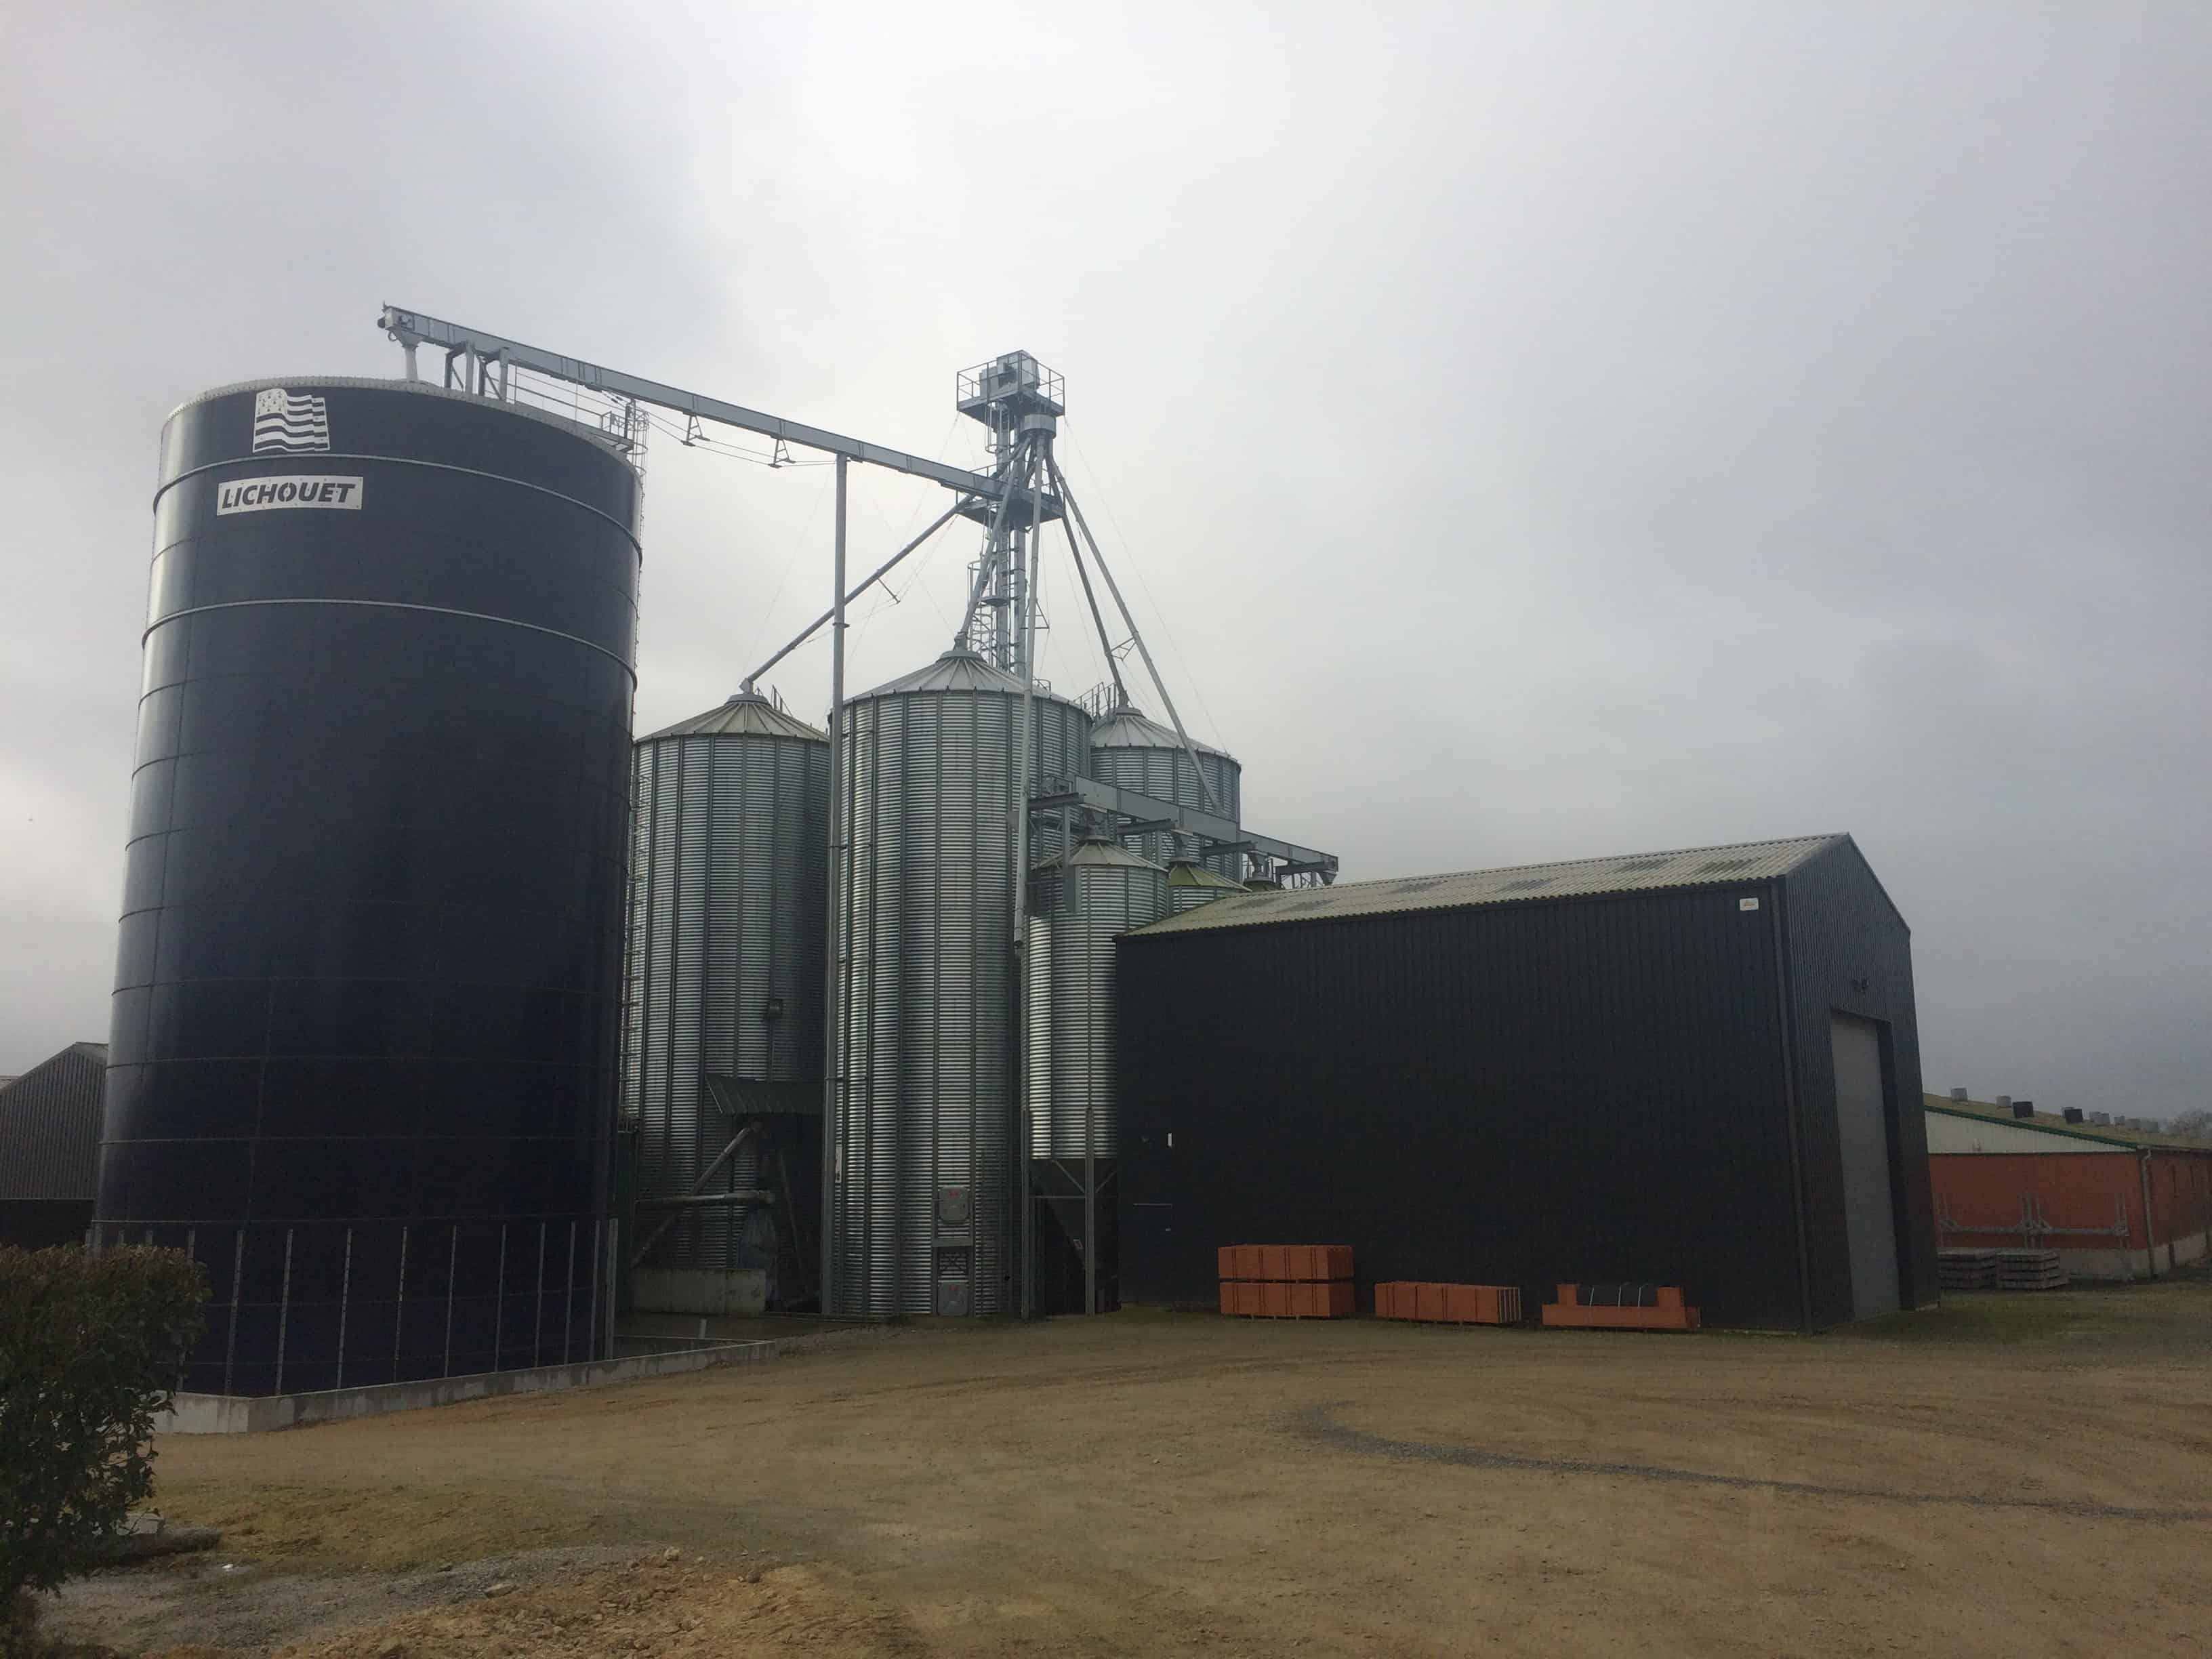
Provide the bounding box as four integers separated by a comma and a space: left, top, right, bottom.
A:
830, 648, 1091, 1316
100, 377, 640, 1393
624, 695, 827, 1279
1088, 703, 1242, 881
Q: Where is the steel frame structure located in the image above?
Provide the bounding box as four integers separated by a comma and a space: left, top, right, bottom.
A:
373, 306, 1336, 1320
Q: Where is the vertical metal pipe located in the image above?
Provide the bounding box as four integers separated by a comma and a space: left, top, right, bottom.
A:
222, 1230, 243, 1397
1013, 438, 1042, 1321
821, 454, 848, 1315
443, 1225, 458, 1376
1082, 852, 1097, 1318
393, 1225, 410, 1380
493, 1223, 508, 1370
274, 1229, 294, 1395
336, 1227, 352, 1390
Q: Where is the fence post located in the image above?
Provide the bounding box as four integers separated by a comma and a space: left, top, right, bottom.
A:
178, 1228, 196, 1393
493, 1223, 508, 1372
274, 1228, 295, 1395
564, 1221, 577, 1366
222, 1230, 245, 1396
586, 1218, 601, 1366
604, 1218, 619, 1363
336, 1227, 353, 1389
534, 1221, 547, 1368
393, 1225, 411, 1382
444, 1224, 459, 1377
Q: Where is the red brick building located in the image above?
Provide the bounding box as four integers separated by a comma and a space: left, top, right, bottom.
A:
1925, 1095, 2212, 1280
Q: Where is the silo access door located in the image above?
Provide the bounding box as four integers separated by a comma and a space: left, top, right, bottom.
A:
1830, 1012, 1902, 1319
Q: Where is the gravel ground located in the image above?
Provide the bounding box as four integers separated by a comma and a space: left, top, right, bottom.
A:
36, 1285, 2212, 1656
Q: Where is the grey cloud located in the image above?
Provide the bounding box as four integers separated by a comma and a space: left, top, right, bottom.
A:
3, 3, 2205, 1120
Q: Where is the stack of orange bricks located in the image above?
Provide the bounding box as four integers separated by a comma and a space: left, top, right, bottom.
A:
1217, 1245, 1355, 1318
1374, 1282, 1522, 1325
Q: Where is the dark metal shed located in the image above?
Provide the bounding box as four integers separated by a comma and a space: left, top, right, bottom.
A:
1115, 835, 1935, 1330
0, 1042, 106, 1247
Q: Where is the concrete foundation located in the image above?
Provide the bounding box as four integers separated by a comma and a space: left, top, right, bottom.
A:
631, 1266, 769, 1317
161, 1336, 782, 1435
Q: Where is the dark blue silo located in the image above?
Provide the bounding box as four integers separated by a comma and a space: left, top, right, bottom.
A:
98, 377, 642, 1394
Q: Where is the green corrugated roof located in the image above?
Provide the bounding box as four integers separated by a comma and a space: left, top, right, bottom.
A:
1129, 835, 1845, 937
1166, 860, 1245, 891
1924, 1094, 2212, 1153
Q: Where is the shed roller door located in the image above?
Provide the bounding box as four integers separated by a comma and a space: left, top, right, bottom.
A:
1831, 1012, 1901, 1319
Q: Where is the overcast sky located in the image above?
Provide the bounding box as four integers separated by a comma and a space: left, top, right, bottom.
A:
3, 3, 2206, 1118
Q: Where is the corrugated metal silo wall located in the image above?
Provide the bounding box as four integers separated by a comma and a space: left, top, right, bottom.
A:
1088, 745, 1242, 879
1776, 842, 1936, 1324
1115, 887, 1812, 1329
1027, 861, 1169, 1160
834, 691, 1091, 1315
623, 732, 827, 1273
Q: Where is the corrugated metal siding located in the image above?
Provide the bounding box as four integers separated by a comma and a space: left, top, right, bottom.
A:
1027, 852, 1169, 1159
0, 1044, 106, 1201
1775, 838, 1935, 1326
1116, 888, 1808, 1328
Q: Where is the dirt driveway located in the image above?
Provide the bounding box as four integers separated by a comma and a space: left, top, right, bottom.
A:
41, 1284, 2212, 1656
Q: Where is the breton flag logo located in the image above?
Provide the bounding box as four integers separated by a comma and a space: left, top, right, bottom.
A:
251, 387, 331, 453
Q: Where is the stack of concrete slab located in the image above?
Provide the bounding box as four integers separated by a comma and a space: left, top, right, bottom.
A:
1938, 1249, 1999, 1291
1995, 1249, 2068, 1290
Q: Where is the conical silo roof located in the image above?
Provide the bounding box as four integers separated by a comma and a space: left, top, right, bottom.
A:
1165, 858, 1245, 892
856, 646, 1031, 699
1033, 838, 1167, 874
1090, 701, 1233, 759
640, 691, 826, 743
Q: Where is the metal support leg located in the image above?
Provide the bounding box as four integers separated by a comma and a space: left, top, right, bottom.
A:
1046, 454, 1218, 813
821, 456, 848, 1314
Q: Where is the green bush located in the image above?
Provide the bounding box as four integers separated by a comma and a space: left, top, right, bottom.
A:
0, 1246, 207, 1620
